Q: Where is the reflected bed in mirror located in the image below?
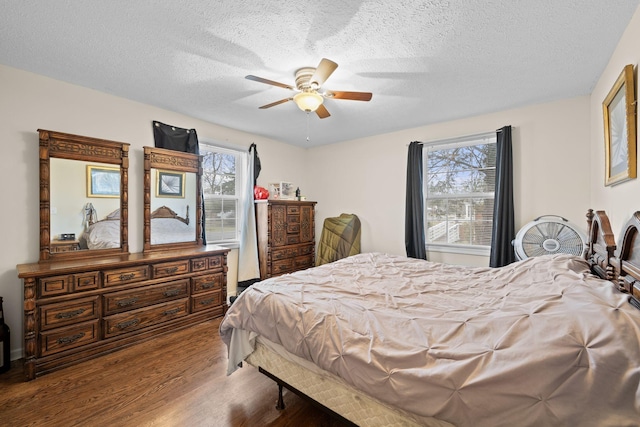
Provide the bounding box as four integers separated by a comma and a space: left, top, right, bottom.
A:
39, 129, 129, 261
150, 205, 195, 245
143, 146, 202, 252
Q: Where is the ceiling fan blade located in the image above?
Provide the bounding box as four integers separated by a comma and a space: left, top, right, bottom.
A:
259, 98, 292, 109
315, 104, 330, 119
310, 58, 338, 87
328, 91, 373, 101
246, 75, 294, 90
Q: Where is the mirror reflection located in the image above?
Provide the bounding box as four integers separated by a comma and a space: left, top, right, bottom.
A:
150, 168, 197, 245
50, 158, 121, 252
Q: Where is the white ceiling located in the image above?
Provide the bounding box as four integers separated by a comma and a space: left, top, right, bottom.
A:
1, 1, 638, 147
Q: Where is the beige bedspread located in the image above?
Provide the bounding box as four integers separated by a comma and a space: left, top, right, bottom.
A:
219, 253, 640, 427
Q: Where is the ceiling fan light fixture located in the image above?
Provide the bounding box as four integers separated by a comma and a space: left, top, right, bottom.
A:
293, 91, 323, 112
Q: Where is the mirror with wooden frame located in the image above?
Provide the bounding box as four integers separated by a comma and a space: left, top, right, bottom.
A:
38, 129, 130, 261
143, 146, 203, 252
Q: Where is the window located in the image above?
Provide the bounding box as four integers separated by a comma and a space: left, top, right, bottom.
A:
424, 132, 496, 255
200, 142, 247, 243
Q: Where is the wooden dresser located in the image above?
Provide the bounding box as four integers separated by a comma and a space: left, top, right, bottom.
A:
17, 245, 229, 380
255, 200, 317, 279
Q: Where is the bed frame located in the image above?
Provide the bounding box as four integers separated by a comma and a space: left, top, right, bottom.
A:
150, 205, 189, 225
248, 209, 640, 426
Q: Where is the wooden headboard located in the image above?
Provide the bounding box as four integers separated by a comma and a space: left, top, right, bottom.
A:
151, 205, 189, 225
586, 209, 640, 310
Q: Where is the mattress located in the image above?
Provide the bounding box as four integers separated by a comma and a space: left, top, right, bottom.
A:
246, 336, 454, 427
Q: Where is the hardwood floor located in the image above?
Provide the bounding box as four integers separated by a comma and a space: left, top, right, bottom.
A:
0, 317, 352, 427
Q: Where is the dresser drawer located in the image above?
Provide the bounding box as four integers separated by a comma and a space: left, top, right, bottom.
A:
153, 260, 190, 278
191, 273, 223, 294
294, 255, 314, 270
103, 299, 188, 338
103, 279, 190, 315
40, 321, 99, 357
38, 274, 71, 298
287, 205, 300, 215
271, 258, 293, 275
38, 271, 100, 298
74, 272, 100, 292
191, 255, 224, 272
103, 265, 150, 287
191, 291, 222, 313
40, 296, 99, 331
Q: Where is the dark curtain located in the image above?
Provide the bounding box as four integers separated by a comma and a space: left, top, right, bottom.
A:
405, 141, 427, 260
249, 143, 261, 186
490, 126, 515, 267
152, 121, 206, 244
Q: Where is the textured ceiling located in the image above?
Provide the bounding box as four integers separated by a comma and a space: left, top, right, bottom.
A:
1, 1, 638, 147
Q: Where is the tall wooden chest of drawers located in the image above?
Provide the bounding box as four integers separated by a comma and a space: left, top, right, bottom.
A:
16, 245, 229, 380
255, 200, 317, 279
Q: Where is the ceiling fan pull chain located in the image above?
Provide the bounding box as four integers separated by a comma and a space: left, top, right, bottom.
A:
306, 112, 311, 143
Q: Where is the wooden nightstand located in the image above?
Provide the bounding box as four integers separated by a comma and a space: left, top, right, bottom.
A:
50, 240, 81, 253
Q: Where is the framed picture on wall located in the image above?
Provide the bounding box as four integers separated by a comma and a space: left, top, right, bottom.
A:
86, 165, 120, 198
603, 63, 637, 186
156, 170, 185, 198
280, 182, 295, 199
268, 182, 280, 199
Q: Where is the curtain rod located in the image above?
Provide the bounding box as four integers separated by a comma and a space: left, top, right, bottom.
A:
410, 129, 500, 146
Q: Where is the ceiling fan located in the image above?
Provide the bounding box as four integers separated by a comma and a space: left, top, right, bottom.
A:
245, 58, 372, 119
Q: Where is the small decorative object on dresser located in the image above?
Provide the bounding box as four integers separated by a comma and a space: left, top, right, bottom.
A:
255, 199, 317, 279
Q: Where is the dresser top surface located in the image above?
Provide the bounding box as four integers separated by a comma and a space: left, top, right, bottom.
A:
17, 245, 230, 278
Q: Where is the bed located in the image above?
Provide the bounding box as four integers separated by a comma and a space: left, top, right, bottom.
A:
78, 209, 121, 249
219, 209, 640, 427
150, 205, 195, 245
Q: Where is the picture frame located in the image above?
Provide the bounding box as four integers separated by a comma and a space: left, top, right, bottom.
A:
86, 165, 120, 198
279, 181, 295, 200
268, 182, 280, 199
603, 63, 637, 186
156, 170, 185, 198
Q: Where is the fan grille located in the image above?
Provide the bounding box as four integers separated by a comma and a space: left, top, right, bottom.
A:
514, 217, 587, 260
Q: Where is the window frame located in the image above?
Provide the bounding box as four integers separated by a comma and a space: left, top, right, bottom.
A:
199, 140, 248, 246
423, 131, 497, 256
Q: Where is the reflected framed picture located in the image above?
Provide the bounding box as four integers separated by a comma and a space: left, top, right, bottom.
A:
603, 64, 637, 186
156, 170, 185, 198
87, 165, 120, 198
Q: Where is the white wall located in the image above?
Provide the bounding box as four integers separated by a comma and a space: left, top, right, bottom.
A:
590, 5, 640, 238
0, 64, 309, 360
307, 96, 592, 266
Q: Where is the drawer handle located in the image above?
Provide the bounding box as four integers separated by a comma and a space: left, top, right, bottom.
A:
164, 289, 182, 297
164, 267, 179, 274
57, 332, 85, 345
117, 298, 138, 307
55, 308, 85, 319
199, 298, 215, 306
201, 282, 215, 289
119, 273, 136, 281
116, 318, 140, 330
163, 308, 181, 316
